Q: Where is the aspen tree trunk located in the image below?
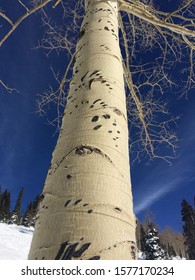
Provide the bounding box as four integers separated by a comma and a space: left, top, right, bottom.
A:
28, 0, 136, 260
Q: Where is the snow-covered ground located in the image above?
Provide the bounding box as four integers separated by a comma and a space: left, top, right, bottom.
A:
0, 222, 33, 260
138, 251, 184, 260
0, 223, 185, 260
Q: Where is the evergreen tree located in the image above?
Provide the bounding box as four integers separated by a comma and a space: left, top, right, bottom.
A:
22, 202, 33, 227
22, 195, 40, 227
0, 186, 3, 210
0, 189, 11, 222
179, 249, 183, 259
10, 187, 24, 225
140, 225, 146, 253
144, 223, 165, 260
181, 198, 195, 260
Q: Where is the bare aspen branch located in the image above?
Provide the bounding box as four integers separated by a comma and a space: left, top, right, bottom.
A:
119, 0, 195, 42
0, 80, 19, 94
0, 0, 189, 162
0, 10, 13, 26
123, 62, 155, 156
18, 0, 29, 12
0, 0, 53, 47
53, 0, 62, 8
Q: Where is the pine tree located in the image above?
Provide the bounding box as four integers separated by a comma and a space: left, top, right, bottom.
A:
22, 202, 33, 227
0, 189, 11, 222
0, 186, 3, 212
181, 198, 195, 260
22, 195, 40, 227
10, 187, 24, 225
144, 223, 165, 260
140, 225, 146, 253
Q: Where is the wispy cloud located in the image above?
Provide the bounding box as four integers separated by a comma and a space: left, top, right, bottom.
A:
134, 177, 184, 214
133, 116, 195, 214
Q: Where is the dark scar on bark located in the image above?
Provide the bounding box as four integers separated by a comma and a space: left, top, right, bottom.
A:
115, 207, 122, 212
78, 29, 85, 40
88, 256, 101, 260
91, 116, 99, 122
93, 99, 101, 104
64, 200, 71, 207
81, 71, 89, 82
89, 79, 94, 89
55, 241, 69, 260
55, 242, 91, 260
93, 125, 102, 130
89, 70, 100, 77
75, 199, 82, 205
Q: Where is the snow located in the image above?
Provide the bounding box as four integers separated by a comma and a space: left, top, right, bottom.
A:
0, 222, 33, 260
0, 223, 185, 260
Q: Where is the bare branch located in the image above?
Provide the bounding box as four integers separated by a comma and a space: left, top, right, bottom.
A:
0, 10, 13, 26
0, 0, 53, 47
119, 0, 195, 47
18, 0, 29, 12
0, 80, 19, 94
53, 0, 62, 9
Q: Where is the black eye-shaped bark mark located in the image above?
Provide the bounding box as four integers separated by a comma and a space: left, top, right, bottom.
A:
78, 29, 85, 40
91, 116, 99, 122
114, 207, 122, 212
55, 242, 91, 260
89, 79, 95, 89
93, 125, 102, 130
82, 100, 89, 105
64, 200, 71, 207
103, 114, 110, 119
89, 70, 100, 77
88, 256, 101, 260
81, 71, 89, 82
75, 199, 82, 205
93, 99, 101, 104
113, 108, 123, 116
83, 203, 89, 207
67, 174, 72, 180
88, 209, 93, 214
75, 146, 93, 155
75, 145, 102, 157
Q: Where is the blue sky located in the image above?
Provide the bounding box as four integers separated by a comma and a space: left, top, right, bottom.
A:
0, 0, 194, 232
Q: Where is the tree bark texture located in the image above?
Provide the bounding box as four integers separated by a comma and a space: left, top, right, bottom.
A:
28, 0, 136, 260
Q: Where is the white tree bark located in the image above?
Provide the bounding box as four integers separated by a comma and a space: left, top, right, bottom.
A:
28, 0, 136, 260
